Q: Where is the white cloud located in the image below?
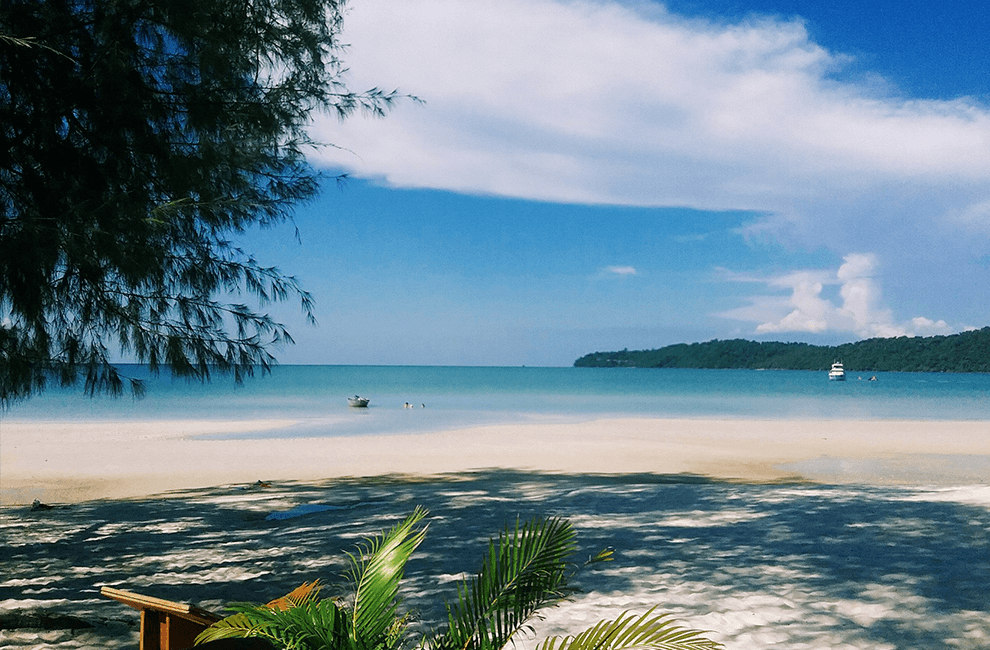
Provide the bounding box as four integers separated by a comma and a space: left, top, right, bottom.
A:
317, 0, 990, 209
604, 265, 637, 276
720, 253, 958, 338
310, 0, 990, 328
909, 317, 954, 336
756, 274, 830, 334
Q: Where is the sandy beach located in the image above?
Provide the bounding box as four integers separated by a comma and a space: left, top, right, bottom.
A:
3, 416, 990, 649
3, 416, 988, 505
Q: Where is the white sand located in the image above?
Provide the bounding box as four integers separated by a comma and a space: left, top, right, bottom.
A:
2, 417, 988, 504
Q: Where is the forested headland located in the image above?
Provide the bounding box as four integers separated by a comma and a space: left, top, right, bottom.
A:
574, 327, 990, 372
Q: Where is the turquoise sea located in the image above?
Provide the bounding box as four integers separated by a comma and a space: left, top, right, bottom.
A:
6, 366, 990, 438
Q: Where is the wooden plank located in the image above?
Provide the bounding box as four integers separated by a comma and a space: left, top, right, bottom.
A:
141, 609, 160, 650
102, 585, 223, 649
101, 586, 220, 626
163, 613, 209, 650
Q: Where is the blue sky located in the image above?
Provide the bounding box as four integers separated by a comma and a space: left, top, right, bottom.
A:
243, 0, 990, 366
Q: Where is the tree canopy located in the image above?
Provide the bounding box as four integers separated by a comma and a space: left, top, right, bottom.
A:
1, 0, 400, 406
574, 327, 990, 373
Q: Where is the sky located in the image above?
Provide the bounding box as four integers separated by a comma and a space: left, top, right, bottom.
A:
241, 0, 990, 367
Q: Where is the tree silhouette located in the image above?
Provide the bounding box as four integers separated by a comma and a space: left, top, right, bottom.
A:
1, 0, 404, 405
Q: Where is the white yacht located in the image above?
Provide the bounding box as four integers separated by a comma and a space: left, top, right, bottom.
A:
828, 361, 846, 381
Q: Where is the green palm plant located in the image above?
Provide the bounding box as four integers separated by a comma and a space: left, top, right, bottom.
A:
195, 508, 722, 650
196, 507, 428, 650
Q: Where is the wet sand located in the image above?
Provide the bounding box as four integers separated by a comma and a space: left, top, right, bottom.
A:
2, 416, 988, 505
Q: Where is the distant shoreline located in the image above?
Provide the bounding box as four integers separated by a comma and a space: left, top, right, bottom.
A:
3, 416, 989, 506
574, 328, 990, 372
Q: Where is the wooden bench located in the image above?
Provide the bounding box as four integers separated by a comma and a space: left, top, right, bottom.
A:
101, 586, 223, 650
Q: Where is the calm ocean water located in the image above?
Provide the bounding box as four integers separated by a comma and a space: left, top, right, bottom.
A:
6, 366, 990, 438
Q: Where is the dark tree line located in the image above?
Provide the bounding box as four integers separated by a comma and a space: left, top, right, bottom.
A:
574, 327, 990, 373
1, 0, 404, 406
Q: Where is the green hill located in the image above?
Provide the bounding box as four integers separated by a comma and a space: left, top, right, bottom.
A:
574, 327, 990, 373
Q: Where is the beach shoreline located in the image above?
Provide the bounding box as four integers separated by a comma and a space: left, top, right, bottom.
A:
3, 416, 989, 505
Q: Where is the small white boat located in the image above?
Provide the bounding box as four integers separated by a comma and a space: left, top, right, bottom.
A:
828, 361, 846, 381
347, 395, 370, 407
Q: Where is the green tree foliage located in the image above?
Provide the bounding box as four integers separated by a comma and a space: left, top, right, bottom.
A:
0, 0, 402, 406
574, 327, 990, 372
196, 509, 722, 650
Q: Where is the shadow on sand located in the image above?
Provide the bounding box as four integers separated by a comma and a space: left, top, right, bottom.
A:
2, 470, 988, 649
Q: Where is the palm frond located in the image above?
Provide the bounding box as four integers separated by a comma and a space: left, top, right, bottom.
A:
431, 516, 579, 650
196, 598, 351, 649
192, 510, 724, 650
536, 607, 723, 650
585, 547, 614, 566
346, 507, 429, 650
195, 608, 262, 645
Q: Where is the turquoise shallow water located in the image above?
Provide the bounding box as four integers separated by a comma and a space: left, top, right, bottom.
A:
6, 366, 990, 438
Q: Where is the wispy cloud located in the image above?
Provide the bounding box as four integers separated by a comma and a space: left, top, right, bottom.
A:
316, 0, 990, 212
604, 265, 638, 276
719, 253, 957, 337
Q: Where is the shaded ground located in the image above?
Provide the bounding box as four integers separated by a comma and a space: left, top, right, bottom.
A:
1, 470, 988, 649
